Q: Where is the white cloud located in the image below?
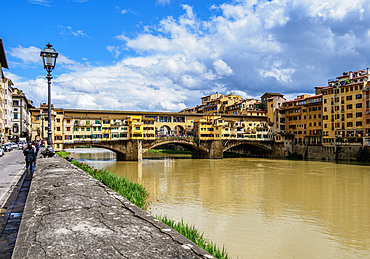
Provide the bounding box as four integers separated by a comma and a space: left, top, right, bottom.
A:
9, 46, 40, 64
28, 0, 50, 6
303, 0, 366, 20
157, 0, 170, 6
59, 26, 89, 38
106, 46, 122, 58
213, 59, 233, 76
8, 45, 85, 72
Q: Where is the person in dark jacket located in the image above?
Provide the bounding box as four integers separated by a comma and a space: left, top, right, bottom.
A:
23, 143, 36, 174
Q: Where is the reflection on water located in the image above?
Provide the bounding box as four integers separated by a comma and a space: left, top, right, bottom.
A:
67, 148, 370, 259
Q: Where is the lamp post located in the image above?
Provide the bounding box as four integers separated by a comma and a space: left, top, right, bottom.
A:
41, 113, 45, 147
40, 43, 58, 157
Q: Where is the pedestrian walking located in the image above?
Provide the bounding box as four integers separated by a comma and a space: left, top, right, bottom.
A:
23, 143, 36, 174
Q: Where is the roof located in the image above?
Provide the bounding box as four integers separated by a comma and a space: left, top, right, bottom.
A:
284, 94, 322, 103
261, 92, 284, 98
0, 38, 8, 69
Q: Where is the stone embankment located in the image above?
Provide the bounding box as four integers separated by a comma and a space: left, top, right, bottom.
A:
12, 156, 214, 258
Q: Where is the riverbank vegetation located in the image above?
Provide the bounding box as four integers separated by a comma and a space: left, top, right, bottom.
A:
70, 160, 149, 210
158, 215, 230, 259
56, 151, 70, 158
57, 151, 230, 258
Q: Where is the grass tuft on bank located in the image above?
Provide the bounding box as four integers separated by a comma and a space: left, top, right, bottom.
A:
157, 215, 230, 259
70, 160, 149, 210
56, 151, 70, 158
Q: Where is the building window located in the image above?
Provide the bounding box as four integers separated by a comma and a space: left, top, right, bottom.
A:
56, 119, 60, 123
13, 100, 19, 106
356, 103, 362, 108
67, 127, 71, 131
104, 134, 109, 138
57, 127, 61, 131
14, 113, 18, 119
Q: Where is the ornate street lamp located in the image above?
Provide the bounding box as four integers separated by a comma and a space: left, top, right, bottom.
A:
41, 113, 45, 147
40, 43, 58, 157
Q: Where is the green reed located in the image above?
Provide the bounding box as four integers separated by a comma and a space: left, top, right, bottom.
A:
157, 215, 230, 259
70, 160, 148, 210
56, 151, 71, 158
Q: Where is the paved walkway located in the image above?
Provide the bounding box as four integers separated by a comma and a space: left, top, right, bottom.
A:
0, 150, 26, 209
13, 156, 214, 258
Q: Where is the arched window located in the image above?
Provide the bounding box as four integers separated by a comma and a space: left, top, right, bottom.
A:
13, 124, 19, 133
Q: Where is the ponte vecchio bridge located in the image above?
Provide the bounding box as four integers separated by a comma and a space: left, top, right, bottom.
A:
31, 108, 284, 160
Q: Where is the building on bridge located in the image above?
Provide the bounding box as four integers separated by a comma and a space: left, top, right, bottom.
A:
29, 106, 270, 151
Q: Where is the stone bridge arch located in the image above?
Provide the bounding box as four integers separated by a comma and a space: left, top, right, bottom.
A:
64, 140, 140, 161
223, 140, 274, 157
157, 125, 172, 136
142, 139, 209, 158
173, 125, 185, 136
143, 140, 206, 153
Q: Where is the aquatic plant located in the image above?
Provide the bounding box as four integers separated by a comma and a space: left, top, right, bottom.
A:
70, 160, 148, 210
56, 151, 70, 158
157, 215, 230, 259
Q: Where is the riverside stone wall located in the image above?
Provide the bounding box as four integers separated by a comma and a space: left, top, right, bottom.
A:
12, 156, 214, 259
293, 144, 368, 161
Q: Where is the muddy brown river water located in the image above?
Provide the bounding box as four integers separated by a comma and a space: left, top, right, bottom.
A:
67, 148, 370, 259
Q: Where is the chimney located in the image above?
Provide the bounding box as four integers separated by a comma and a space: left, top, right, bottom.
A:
349, 71, 353, 79
367, 68, 369, 75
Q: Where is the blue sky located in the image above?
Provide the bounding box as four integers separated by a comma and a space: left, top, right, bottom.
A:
1, 0, 370, 111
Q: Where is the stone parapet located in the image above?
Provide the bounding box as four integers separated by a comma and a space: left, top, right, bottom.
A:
12, 156, 213, 258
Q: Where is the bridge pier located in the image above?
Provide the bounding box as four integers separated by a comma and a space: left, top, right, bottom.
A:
209, 140, 223, 159
122, 140, 142, 161
192, 140, 223, 159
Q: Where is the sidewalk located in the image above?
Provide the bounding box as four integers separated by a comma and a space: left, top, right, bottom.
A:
12, 156, 214, 258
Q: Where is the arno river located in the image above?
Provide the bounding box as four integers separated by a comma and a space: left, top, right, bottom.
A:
67, 148, 370, 259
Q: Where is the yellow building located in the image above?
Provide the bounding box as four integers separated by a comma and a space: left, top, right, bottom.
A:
225, 99, 259, 115
30, 103, 56, 149
194, 116, 223, 140
128, 116, 143, 139
322, 68, 370, 145
142, 117, 155, 140
198, 93, 243, 114
279, 94, 322, 145
101, 118, 112, 141
111, 119, 129, 140
54, 109, 64, 150
63, 116, 74, 143
1, 77, 13, 142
